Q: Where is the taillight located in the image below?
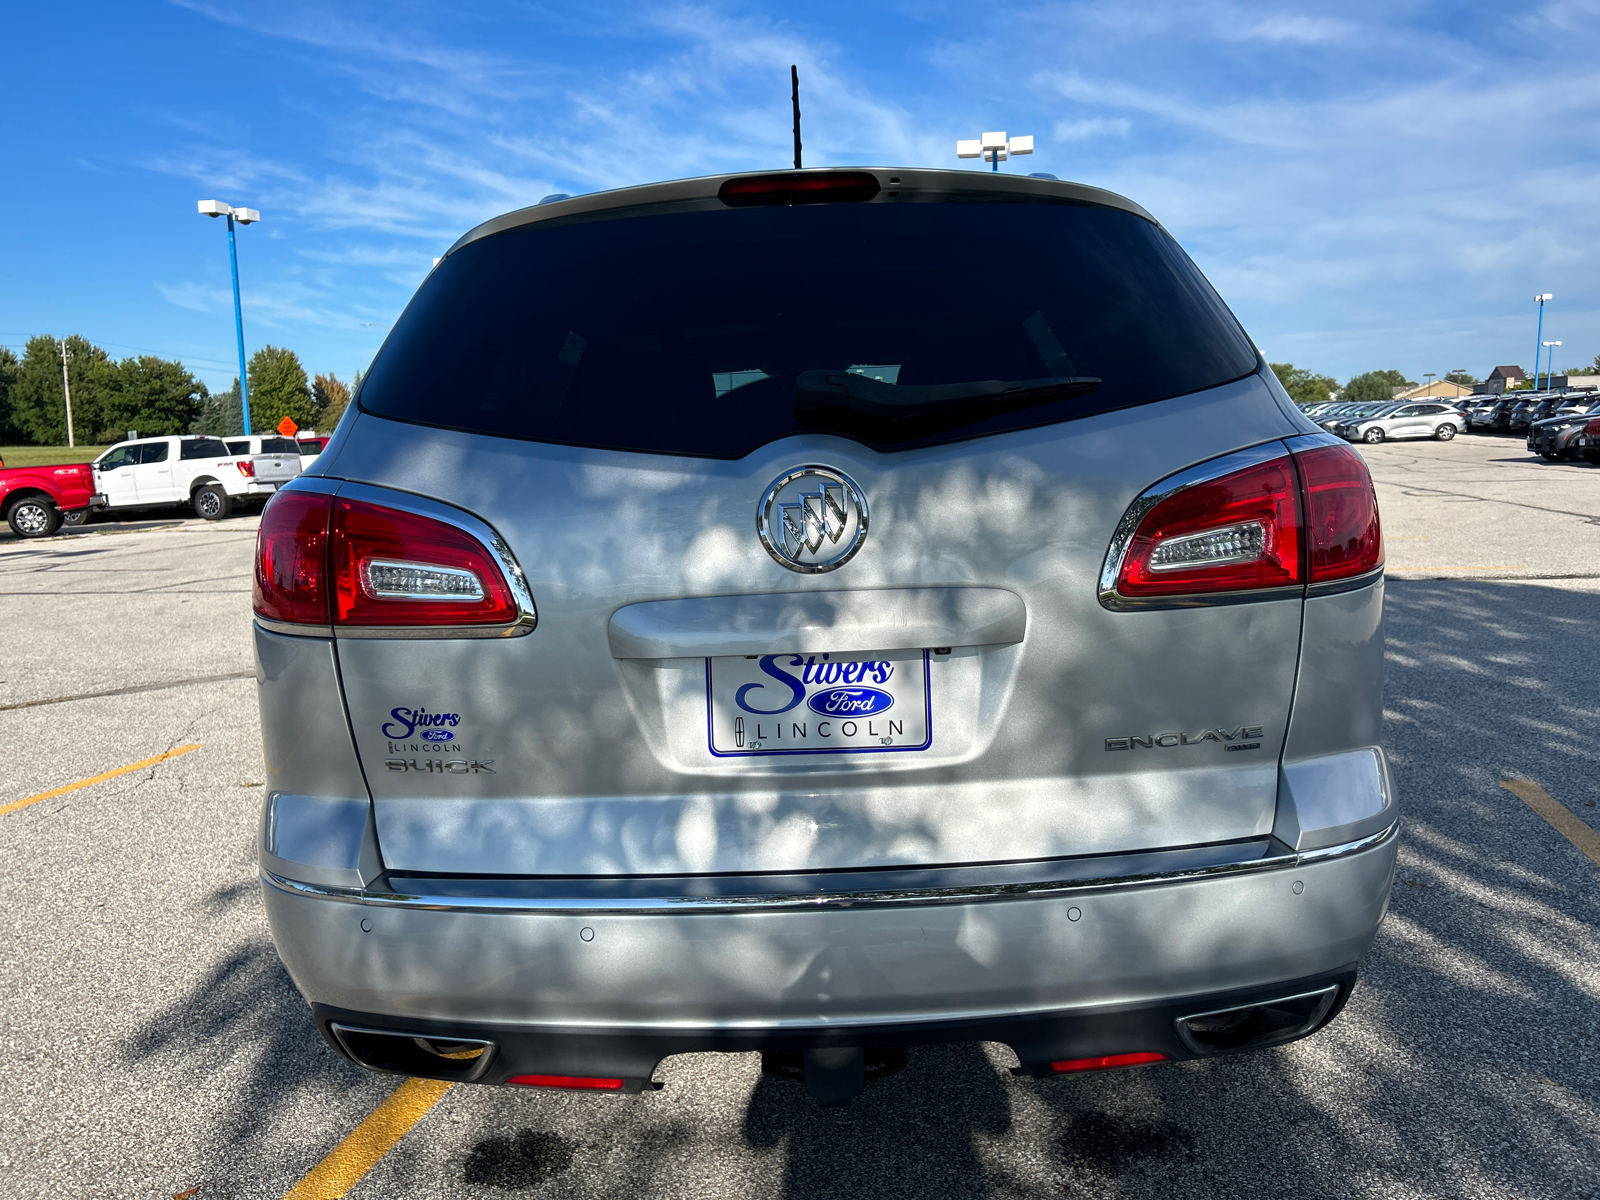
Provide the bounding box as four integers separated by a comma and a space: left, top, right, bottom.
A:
253, 492, 522, 629
332, 499, 517, 626
1050, 1052, 1168, 1073
235, 460, 256, 478
718, 171, 880, 207
1586, 418, 1600, 436
254, 492, 333, 624
507, 1074, 624, 1090
1296, 444, 1383, 582
1116, 454, 1304, 597
1109, 440, 1383, 604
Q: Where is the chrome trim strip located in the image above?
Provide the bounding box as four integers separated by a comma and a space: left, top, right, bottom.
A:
253, 617, 334, 639
1307, 567, 1384, 599
1098, 441, 1295, 612
328, 1022, 497, 1082
1172, 984, 1340, 1055
264, 821, 1397, 916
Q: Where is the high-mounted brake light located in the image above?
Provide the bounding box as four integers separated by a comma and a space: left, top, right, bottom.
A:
1116, 454, 1304, 597
253, 492, 523, 629
1050, 1052, 1168, 1073
718, 171, 880, 208
508, 1074, 624, 1090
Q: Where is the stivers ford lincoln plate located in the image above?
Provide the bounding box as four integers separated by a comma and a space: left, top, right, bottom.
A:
706, 650, 931, 756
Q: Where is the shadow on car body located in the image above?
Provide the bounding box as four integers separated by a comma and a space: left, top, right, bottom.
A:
117, 581, 1600, 1198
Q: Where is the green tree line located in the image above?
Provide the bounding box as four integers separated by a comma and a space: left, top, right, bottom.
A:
0, 336, 356, 445
1274, 356, 1600, 406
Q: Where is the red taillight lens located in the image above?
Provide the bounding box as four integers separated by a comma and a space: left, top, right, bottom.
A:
236, 460, 256, 478
1296, 444, 1383, 582
1117, 455, 1304, 597
253, 492, 333, 624
718, 171, 880, 207
254, 492, 521, 629
331, 498, 517, 627
1050, 1052, 1168, 1073
1585, 418, 1600, 436
507, 1074, 624, 1090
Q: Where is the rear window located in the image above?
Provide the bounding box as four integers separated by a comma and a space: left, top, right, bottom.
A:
260, 437, 300, 454
361, 200, 1259, 458
181, 438, 230, 460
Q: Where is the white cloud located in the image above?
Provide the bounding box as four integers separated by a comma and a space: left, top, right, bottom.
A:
1054, 117, 1132, 141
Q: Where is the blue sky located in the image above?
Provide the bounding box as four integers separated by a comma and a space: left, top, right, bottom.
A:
3, 1, 1598, 392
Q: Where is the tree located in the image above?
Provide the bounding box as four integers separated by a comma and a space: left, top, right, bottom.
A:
1444, 371, 1479, 386
248, 345, 317, 434
8, 335, 117, 445
1342, 369, 1416, 404
312, 372, 351, 430
105, 356, 206, 437
190, 379, 245, 437
1270, 362, 1338, 406
0, 348, 19, 443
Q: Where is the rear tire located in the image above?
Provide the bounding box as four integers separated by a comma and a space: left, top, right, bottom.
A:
6, 496, 62, 539
62, 508, 91, 526
1362, 427, 1385, 444
1435, 423, 1457, 441
193, 485, 232, 521
1541, 451, 1562, 462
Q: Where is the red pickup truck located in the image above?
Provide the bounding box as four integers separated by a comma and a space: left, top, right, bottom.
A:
0, 461, 95, 539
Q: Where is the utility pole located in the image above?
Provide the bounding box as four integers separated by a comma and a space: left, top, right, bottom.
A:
58, 339, 75, 448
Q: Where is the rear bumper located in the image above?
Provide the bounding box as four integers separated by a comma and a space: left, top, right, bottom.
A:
263, 823, 1396, 1077
310, 965, 1359, 1090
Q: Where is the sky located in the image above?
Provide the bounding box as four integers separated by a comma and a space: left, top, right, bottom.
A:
3, 1, 1598, 393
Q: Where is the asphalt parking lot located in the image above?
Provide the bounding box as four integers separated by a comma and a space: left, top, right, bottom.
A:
2, 432, 1598, 1199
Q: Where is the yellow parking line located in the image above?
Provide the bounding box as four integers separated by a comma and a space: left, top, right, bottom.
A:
1502, 778, 1600, 868
284, 1078, 453, 1199
0, 743, 201, 817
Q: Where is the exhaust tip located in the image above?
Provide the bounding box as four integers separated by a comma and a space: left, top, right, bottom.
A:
1174, 985, 1341, 1055
330, 1023, 497, 1081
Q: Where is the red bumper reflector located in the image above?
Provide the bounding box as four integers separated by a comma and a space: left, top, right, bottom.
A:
508, 1074, 624, 1090
1050, 1051, 1168, 1073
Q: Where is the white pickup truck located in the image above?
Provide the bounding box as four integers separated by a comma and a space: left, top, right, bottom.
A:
89, 435, 301, 521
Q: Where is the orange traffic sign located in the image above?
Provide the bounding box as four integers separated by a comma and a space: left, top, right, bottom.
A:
277, 416, 299, 437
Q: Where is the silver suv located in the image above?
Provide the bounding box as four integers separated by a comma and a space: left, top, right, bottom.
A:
254, 169, 1395, 1108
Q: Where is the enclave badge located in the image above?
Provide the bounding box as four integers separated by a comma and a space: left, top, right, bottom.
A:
756, 465, 870, 573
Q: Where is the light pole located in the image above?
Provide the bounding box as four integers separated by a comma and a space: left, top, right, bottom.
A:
1542, 341, 1562, 390
956, 132, 1034, 172
1424, 372, 1436, 394
1532, 293, 1552, 395
197, 200, 261, 435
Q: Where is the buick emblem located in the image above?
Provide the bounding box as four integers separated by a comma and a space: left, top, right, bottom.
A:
756, 465, 870, 574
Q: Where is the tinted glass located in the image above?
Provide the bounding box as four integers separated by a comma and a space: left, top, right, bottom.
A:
138, 442, 169, 464
226, 440, 249, 454
97, 447, 134, 470
261, 437, 300, 453
181, 438, 230, 460
361, 201, 1259, 458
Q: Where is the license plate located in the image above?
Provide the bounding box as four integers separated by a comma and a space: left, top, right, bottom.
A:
706, 650, 931, 757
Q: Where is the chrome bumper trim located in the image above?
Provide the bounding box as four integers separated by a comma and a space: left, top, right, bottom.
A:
264, 821, 1397, 916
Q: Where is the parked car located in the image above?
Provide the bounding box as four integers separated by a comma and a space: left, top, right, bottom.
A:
296, 436, 330, 470
224, 434, 314, 480
90, 435, 295, 521
1332, 401, 1464, 444
1508, 397, 1562, 433
1321, 402, 1397, 433
1481, 398, 1523, 434
0, 460, 94, 538
1465, 397, 1502, 431
1527, 402, 1600, 460
255, 167, 1395, 1108
1571, 416, 1600, 465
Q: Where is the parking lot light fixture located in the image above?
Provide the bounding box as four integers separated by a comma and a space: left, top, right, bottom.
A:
1532, 294, 1552, 397
956, 131, 1034, 172
197, 200, 261, 435
1543, 341, 1562, 390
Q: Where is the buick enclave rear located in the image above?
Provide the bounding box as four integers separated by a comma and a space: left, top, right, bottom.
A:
254, 168, 1396, 1107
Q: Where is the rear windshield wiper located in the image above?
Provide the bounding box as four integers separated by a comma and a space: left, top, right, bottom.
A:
793, 370, 1100, 425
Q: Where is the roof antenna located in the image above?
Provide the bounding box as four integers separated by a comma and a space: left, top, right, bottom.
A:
791, 65, 802, 169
